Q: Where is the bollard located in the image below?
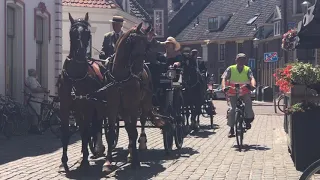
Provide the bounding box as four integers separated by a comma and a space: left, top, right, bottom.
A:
257, 86, 263, 101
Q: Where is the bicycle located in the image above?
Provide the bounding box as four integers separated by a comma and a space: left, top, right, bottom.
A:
0, 96, 16, 139
277, 93, 287, 113
224, 84, 255, 152
299, 159, 320, 179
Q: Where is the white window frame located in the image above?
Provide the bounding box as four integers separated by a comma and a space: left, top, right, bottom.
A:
293, 0, 303, 15
208, 17, 219, 31
201, 44, 208, 62
274, 21, 281, 36
154, 9, 164, 38
219, 44, 225, 62
237, 42, 243, 54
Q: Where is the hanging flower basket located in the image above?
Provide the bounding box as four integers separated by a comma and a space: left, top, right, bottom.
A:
281, 29, 298, 51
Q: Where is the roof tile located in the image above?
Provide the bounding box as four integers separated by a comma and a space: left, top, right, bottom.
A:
62, 0, 119, 9
175, 0, 281, 42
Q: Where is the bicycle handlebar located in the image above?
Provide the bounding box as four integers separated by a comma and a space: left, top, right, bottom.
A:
223, 84, 255, 93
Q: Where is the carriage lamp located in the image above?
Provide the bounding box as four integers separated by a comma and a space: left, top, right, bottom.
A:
253, 37, 259, 48
166, 69, 176, 80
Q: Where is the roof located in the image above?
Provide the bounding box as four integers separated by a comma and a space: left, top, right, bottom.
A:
175, 0, 281, 42
168, 0, 189, 21
62, 0, 119, 9
129, 0, 152, 22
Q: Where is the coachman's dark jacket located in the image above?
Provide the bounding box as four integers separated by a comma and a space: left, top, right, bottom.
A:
99, 31, 122, 60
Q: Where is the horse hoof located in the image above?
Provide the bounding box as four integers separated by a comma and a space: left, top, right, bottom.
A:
127, 155, 132, 162
63, 163, 70, 173
139, 141, 147, 150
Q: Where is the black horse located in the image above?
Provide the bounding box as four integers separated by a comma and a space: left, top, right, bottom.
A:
57, 13, 106, 172
183, 63, 206, 131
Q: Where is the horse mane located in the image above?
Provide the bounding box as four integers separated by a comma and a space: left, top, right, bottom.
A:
115, 27, 136, 50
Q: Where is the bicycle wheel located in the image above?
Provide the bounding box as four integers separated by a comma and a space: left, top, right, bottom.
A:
235, 111, 244, 151
49, 111, 62, 139
12, 105, 31, 136
3, 118, 14, 139
299, 159, 320, 180
174, 91, 184, 149
277, 95, 286, 113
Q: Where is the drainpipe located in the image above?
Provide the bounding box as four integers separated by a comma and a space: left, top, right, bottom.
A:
283, 0, 288, 63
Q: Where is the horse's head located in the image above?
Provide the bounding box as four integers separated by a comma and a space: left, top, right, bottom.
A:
113, 23, 152, 69
68, 12, 91, 62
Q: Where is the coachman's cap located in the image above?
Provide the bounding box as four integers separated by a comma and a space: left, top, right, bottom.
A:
109, 16, 125, 23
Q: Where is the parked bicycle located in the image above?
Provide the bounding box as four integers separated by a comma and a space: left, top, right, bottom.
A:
224, 84, 255, 151
0, 96, 16, 138
277, 93, 287, 113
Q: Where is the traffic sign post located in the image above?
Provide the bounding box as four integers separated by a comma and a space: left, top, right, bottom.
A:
264, 52, 278, 62
248, 58, 255, 70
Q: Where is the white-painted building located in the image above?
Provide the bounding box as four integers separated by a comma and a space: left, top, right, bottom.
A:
62, 0, 142, 63
0, 0, 63, 101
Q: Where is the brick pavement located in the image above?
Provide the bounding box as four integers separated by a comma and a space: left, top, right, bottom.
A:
0, 100, 308, 180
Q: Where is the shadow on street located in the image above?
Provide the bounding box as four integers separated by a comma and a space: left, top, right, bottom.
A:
0, 131, 80, 165
63, 147, 199, 180
232, 144, 271, 152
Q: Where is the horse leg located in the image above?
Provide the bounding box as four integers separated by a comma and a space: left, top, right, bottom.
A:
79, 115, 90, 169
125, 115, 140, 168
60, 107, 70, 172
138, 112, 147, 150
92, 109, 105, 156
104, 114, 117, 167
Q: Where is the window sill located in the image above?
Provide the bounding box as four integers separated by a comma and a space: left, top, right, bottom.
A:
292, 13, 304, 17
274, 34, 280, 36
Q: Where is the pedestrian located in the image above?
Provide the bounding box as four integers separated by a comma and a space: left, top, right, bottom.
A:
25, 69, 49, 134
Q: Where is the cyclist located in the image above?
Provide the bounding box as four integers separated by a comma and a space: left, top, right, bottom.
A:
221, 53, 256, 138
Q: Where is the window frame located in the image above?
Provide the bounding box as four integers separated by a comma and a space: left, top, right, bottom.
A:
36, 15, 44, 84
293, 0, 303, 15
219, 44, 225, 62
237, 42, 243, 54
208, 17, 219, 31
6, 6, 15, 96
274, 21, 281, 36
153, 9, 164, 38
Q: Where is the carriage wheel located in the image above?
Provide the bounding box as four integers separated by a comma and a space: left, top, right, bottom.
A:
174, 91, 184, 149
104, 118, 120, 150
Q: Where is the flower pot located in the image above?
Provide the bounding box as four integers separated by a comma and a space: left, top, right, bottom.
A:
307, 83, 320, 94
289, 110, 320, 171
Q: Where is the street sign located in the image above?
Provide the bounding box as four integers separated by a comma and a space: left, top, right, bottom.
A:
248, 58, 255, 70
264, 52, 278, 62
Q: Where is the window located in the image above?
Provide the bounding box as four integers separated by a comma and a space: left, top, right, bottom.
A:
208, 17, 219, 31
201, 44, 208, 62
293, 0, 303, 14
154, 9, 164, 37
246, 13, 260, 25
237, 43, 243, 54
219, 44, 225, 62
6, 6, 15, 96
274, 21, 281, 36
36, 16, 44, 84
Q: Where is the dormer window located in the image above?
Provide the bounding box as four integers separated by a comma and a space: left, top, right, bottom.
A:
208, 17, 219, 31
246, 13, 260, 25
274, 21, 281, 36
208, 15, 231, 31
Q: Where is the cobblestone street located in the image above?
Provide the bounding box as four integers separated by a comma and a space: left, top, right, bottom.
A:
0, 101, 303, 180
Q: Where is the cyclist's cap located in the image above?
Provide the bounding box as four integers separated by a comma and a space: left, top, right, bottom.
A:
236, 53, 246, 58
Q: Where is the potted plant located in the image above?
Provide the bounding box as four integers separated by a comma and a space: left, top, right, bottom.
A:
285, 101, 320, 171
